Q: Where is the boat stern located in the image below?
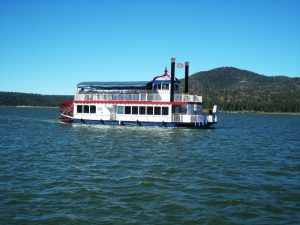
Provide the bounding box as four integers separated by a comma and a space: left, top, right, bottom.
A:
59, 101, 74, 124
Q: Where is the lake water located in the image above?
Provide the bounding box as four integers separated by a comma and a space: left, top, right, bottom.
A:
0, 107, 299, 225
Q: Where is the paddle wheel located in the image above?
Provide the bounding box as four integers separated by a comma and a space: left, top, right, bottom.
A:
59, 101, 74, 123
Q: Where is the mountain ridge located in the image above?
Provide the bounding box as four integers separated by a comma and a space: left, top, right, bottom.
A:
180, 67, 300, 112
0, 92, 73, 107
1, 67, 299, 112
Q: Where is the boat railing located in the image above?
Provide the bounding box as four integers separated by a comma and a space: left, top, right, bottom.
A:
172, 114, 207, 123
74, 93, 202, 102
172, 114, 182, 122
174, 94, 202, 102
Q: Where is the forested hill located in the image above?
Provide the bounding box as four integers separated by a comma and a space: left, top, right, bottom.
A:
0, 67, 299, 112
180, 67, 300, 112
0, 92, 73, 107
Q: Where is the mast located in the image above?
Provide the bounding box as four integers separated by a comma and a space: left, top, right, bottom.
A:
184, 61, 189, 94
170, 58, 175, 102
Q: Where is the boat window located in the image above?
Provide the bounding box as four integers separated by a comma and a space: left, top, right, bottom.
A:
162, 107, 169, 115
172, 105, 180, 113
132, 106, 138, 115
90, 105, 96, 113
117, 106, 124, 114
125, 106, 131, 114
84, 105, 89, 113
147, 106, 153, 115
153, 84, 157, 90
157, 84, 162, 90
179, 105, 187, 114
162, 84, 169, 90
139, 106, 146, 115
175, 84, 179, 91
154, 106, 161, 115
77, 105, 83, 113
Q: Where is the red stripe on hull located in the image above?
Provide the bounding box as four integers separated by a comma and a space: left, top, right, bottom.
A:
73, 100, 190, 105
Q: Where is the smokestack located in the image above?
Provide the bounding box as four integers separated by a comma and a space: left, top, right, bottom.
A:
170, 58, 176, 102
184, 61, 189, 93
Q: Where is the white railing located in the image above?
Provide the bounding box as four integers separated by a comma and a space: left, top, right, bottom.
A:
172, 114, 207, 123
174, 94, 202, 102
74, 93, 202, 103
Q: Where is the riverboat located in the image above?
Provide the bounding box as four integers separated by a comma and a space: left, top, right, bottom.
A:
59, 58, 218, 128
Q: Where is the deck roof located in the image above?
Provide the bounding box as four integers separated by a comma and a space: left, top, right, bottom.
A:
77, 81, 151, 90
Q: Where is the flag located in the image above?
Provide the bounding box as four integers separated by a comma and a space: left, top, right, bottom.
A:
176, 63, 184, 68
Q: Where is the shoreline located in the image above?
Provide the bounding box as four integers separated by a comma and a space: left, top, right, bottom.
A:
199, 109, 300, 115
16, 105, 59, 109
219, 110, 300, 115
0, 105, 59, 109
0, 106, 299, 115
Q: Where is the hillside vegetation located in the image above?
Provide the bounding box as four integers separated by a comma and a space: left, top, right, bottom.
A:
0, 67, 299, 112
180, 67, 300, 112
0, 92, 73, 107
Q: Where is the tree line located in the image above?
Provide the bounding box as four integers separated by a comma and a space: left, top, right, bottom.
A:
1, 67, 299, 112
0, 92, 73, 107
181, 67, 300, 112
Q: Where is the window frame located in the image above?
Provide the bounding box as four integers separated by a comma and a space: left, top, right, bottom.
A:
153, 84, 157, 90
77, 105, 83, 113
132, 106, 138, 115
117, 106, 124, 114
125, 106, 131, 114
90, 105, 96, 113
162, 107, 169, 115
84, 105, 89, 113
139, 106, 146, 115
162, 83, 169, 90
146, 106, 153, 115
154, 106, 161, 115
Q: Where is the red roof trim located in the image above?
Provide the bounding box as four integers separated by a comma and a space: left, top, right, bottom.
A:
73, 100, 189, 105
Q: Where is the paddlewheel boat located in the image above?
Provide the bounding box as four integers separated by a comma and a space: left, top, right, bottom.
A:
59, 58, 218, 128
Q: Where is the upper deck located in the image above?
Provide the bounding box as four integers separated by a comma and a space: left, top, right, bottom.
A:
74, 62, 201, 104
74, 92, 202, 103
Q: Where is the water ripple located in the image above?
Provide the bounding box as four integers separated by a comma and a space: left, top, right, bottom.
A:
0, 108, 300, 224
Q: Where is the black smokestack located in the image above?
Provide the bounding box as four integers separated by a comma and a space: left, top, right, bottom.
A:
184, 61, 189, 94
170, 58, 175, 102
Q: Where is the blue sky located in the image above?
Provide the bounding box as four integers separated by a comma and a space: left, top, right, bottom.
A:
0, 0, 299, 94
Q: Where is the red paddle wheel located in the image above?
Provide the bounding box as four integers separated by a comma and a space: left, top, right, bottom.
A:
59, 101, 74, 123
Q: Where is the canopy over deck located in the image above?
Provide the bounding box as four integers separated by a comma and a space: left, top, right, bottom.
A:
77, 81, 152, 90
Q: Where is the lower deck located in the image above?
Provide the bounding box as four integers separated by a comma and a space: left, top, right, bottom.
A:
73, 103, 215, 121
60, 102, 217, 128
60, 117, 216, 128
